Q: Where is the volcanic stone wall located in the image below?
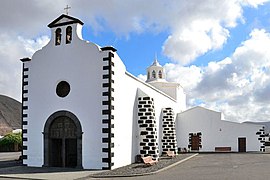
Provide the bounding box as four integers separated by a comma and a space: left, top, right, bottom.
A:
161, 108, 178, 154
256, 127, 265, 152
137, 96, 159, 160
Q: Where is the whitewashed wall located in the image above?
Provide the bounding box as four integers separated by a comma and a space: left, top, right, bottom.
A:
24, 15, 187, 170
176, 107, 263, 152
111, 53, 186, 168
25, 22, 106, 169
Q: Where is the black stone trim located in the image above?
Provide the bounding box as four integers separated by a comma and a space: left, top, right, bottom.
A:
101, 46, 117, 52
22, 129, 27, 134
101, 50, 115, 170
256, 127, 265, 152
102, 128, 109, 133
102, 138, 109, 143
22, 137, 28, 142
103, 74, 110, 79
188, 132, 202, 151
102, 158, 109, 163
102, 92, 109, 96
21, 62, 28, 166
102, 101, 109, 105
48, 14, 84, 28
102, 110, 109, 115
22, 155, 28, 160
20, 57, 31, 62
137, 95, 159, 159
103, 66, 110, 70
23, 146, 28, 150
102, 83, 109, 87
102, 119, 109, 124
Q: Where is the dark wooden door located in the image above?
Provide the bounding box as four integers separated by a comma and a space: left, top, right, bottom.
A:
238, 137, 246, 152
49, 117, 77, 167
191, 135, 200, 150
65, 138, 77, 168
50, 139, 62, 167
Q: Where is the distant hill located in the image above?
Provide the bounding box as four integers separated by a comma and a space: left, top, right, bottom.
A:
0, 95, 21, 136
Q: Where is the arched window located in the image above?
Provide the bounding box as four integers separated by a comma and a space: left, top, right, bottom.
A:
158, 70, 162, 78
152, 70, 156, 78
66, 26, 72, 44
55, 28, 62, 46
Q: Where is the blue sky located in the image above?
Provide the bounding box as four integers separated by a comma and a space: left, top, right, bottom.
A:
82, 26, 170, 76
0, 0, 270, 122
83, 3, 270, 76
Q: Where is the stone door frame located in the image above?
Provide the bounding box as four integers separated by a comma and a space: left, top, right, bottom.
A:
43, 110, 83, 168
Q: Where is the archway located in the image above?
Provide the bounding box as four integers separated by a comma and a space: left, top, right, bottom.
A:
43, 111, 82, 168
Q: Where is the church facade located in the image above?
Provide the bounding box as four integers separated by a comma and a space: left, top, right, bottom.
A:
21, 14, 265, 170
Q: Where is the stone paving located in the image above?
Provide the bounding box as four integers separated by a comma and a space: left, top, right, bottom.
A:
90, 153, 197, 178
0, 153, 197, 179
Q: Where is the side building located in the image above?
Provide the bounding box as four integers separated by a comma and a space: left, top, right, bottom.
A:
176, 107, 265, 152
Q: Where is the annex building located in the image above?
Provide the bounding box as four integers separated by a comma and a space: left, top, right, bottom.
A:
20, 14, 265, 170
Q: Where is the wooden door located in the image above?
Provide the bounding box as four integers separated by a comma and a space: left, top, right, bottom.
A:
50, 139, 62, 167
49, 117, 78, 167
65, 138, 77, 168
191, 135, 200, 150
238, 137, 246, 152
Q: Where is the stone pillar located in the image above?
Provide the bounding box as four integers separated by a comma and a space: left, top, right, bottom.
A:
137, 95, 159, 160
161, 108, 178, 154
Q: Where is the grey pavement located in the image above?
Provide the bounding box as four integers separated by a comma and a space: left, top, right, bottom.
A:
0, 152, 21, 161
1, 152, 270, 180
95, 153, 270, 180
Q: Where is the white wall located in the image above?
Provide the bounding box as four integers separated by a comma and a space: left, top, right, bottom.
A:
24, 16, 187, 170
25, 22, 106, 169
111, 54, 186, 168
176, 107, 263, 152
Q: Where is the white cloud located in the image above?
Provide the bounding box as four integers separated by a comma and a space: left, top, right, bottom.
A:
0, 34, 49, 101
166, 29, 270, 122
137, 74, 147, 82
0, 0, 269, 124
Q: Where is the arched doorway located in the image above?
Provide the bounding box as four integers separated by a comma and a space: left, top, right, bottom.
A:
43, 111, 82, 168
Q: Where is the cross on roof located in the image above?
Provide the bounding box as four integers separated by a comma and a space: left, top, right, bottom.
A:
64, 5, 71, 15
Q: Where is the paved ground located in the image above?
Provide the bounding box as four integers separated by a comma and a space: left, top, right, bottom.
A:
0, 152, 21, 161
0, 152, 270, 180
93, 153, 270, 180
0, 152, 21, 168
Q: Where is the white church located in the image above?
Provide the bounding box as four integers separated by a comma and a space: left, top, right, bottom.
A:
20, 14, 265, 170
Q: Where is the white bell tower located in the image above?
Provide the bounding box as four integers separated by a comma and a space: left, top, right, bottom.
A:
146, 58, 166, 83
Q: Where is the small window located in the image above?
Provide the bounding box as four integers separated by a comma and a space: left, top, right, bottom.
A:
66, 26, 72, 44
56, 81, 70, 97
158, 70, 162, 78
55, 28, 62, 46
152, 70, 156, 78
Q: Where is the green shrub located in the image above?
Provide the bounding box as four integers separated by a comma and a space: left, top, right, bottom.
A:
0, 132, 22, 152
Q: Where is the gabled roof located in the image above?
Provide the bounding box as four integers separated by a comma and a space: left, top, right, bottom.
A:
48, 14, 84, 28
181, 106, 220, 114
